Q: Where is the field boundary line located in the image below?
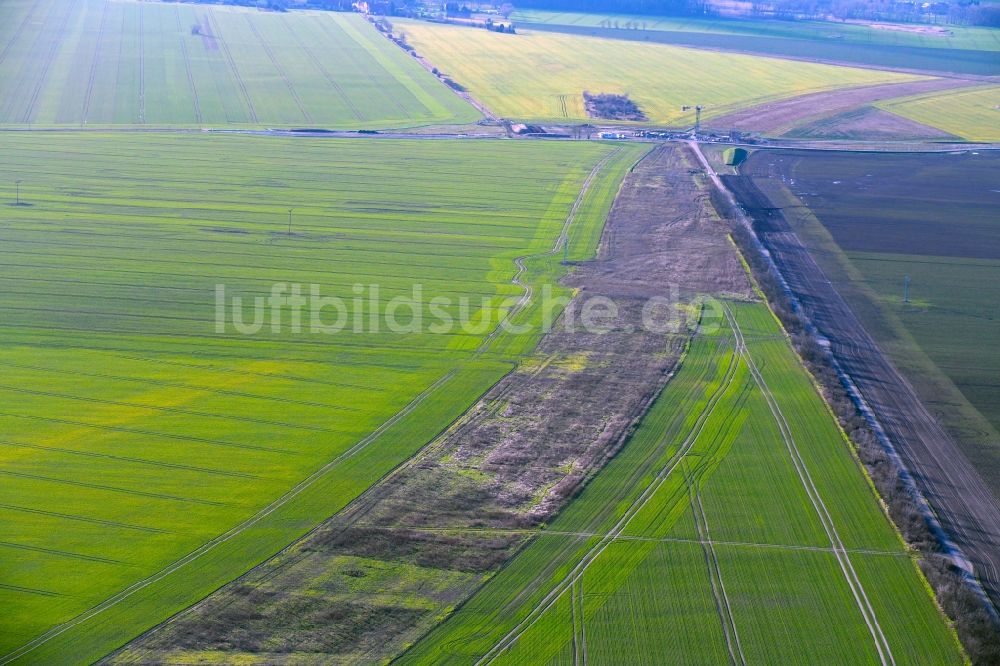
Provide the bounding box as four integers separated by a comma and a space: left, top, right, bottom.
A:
725, 305, 895, 666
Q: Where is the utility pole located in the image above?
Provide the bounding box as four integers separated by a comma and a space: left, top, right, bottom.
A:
681, 105, 703, 136
903, 274, 910, 303
562, 240, 569, 264
14, 179, 22, 206
287, 208, 294, 237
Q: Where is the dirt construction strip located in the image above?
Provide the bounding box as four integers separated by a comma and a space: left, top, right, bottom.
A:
107, 144, 752, 665
708, 77, 982, 134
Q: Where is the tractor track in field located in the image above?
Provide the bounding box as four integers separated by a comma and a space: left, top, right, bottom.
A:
0, 367, 461, 665
209, 13, 258, 125
476, 146, 625, 355
282, 16, 363, 121
474, 332, 742, 664
174, 5, 203, 124
0, 0, 58, 122
0, 0, 40, 68
0, 503, 166, 534
244, 15, 312, 124
557, 94, 569, 118
709, 77, 982, 134
0, 383, 338, 433
0, 470, 226, 508
0, 410, 294, 455
81, 0, 111, 126
110, 12, 127, 123
570, 577, 585, 665
0, 440, 262, 480
726, 306, 895, 666
316, 15, 411, 119
331, 524, 914, 556
686, 463, 746, 666
137, 3, 145, 124
18, 0, 79, 125
0, 359, 366, 410
101, 144, 749, 664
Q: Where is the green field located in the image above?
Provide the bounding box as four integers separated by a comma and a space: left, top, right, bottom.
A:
0, 0, 478, 128
0, 132, 647, 663
398, 301, 962, 664
398, 20, 922, 125
513, 10, 1000, 51
509, 10, 1000, 75
878, 85, 1000, 141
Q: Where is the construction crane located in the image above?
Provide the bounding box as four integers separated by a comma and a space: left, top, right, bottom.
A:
682, 105, 704, 136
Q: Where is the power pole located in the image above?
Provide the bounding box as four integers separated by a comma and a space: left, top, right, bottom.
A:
287, 208, 294, 237
681, 105, 704, 136
903, 274, 910, 303
15, 179, 22, 206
